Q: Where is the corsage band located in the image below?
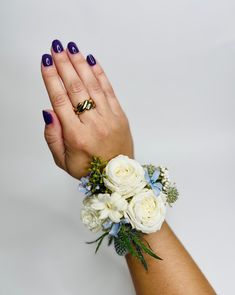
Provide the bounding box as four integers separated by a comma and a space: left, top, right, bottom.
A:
78, 155, 179, 270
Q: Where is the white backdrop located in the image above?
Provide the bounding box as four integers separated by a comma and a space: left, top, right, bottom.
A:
0, 0, 234, 294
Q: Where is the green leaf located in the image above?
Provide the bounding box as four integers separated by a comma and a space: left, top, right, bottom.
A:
131, 234, 162, 260
133, 242, 148, 271
115, 225, 138, 257
95, 232, 108, 253
142, 237, 154, 251
86, 232, 108, 244
108, 235, 114, 246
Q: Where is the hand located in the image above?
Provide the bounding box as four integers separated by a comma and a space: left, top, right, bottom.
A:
41, 40, 134, 179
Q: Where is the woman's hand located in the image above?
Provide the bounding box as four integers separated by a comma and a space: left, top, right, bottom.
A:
41, 40, 134, 179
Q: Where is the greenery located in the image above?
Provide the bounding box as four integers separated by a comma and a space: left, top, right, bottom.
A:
87, 224, 162, 271
87, 156, 110, 194
142, 164, 158, 178
166, 185, 179, 206
86, 231, 109, 253
143, 164, 179, 207
85, 158, 177, 270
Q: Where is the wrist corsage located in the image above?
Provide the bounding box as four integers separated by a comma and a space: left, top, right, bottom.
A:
79, 155, 179, 270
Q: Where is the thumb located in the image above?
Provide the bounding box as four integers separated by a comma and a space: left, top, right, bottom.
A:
42, 110, 66, 170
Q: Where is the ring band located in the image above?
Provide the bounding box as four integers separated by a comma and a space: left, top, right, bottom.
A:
74, 98, 96, 115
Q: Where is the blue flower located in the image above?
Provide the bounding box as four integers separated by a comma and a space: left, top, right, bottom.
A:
109, 223, 121, 237
103, 219, 130, 238
78, 176, 92, 196
144, 169, 163, 197
102, 219, 113, 230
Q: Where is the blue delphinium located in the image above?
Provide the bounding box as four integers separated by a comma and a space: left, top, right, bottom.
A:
78, 176, 92, 196
144, 169, 163, 197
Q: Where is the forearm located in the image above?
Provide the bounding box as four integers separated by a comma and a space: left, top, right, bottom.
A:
41, 40, 215, 295
126, 221, 216, 295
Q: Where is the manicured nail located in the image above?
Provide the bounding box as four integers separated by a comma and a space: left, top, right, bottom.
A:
52, 39, 64, 53
86, 54, 96, 66
42, 54, 53, 67
42, 110, 53, 125
67, 41, 79, 54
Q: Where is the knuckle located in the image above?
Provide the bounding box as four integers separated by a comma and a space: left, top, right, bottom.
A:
52, 92, 68, 108
42, 68, 57, 79
95, 67, 105, 78
44, 130, 58, 145
90, 81, 102, 94
75, 138, 87, 150
69, 134, 87, 150
78, 139, 87, 150
54, 157, 63, 169
68, 80, 84, 95
106, 86, 115, 97
74, 54, 86, 66
54, 53, 68, 64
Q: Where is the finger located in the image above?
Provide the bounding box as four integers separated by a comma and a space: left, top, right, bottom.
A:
88, 60, 124, 116
42, 109, 66, 170
41, 53, 80, 128
66, 42, 110, 116
50, 40, 98, 122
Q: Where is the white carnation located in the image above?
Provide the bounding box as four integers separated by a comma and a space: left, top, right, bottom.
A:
81, 196, 103, 232
91, 192, 128, 223
124, 189, 167, 234
104, 155, 147, 199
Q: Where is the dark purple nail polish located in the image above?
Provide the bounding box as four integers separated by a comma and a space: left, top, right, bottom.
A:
42, 54, 53, 67
67, 41, 79, 54
86, 54, 96, 66
52, 39, 64, 53
42, 110, 53, 125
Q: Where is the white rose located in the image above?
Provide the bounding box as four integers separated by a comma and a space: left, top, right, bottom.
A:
81, 197, 103, 232
104, 155, 147, 199
124, 189, 167, 234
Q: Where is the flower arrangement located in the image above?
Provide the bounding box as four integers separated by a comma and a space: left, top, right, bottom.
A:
79, 155, 179, 270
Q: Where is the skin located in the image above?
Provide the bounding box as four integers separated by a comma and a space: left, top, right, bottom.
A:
126, 222, 216, 294
41, 40, 216, 294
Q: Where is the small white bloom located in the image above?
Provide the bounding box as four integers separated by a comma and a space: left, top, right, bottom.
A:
160, 167, 170, 182
81, 197, 103, 232
91, 192, 128, 223
104, 155, 147, 198
124, 189, 167, 234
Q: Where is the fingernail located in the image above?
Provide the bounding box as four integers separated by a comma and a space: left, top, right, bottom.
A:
42, 110, 53, 125
42, 54, 53, 67
67, 41, 79, 54
52, 39, 64, 53
86, 54, 96, 66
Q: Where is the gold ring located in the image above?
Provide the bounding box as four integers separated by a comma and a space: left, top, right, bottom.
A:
74, 98, 96, 115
